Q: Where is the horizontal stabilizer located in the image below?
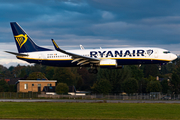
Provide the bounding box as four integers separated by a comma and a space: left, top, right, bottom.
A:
5, 51, 29, 56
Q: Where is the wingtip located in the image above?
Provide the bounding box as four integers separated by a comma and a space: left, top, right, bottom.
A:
51, 39, 54, 43
51, 39, 60, 50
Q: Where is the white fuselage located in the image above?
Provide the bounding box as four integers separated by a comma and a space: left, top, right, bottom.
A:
16, 47, 177, 67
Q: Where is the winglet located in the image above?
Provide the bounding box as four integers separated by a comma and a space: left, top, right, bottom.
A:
51, 39, 61, 51
80, 45, 85, 50
51, 39, 71, 54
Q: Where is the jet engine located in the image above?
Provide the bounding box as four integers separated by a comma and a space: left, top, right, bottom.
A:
99, 59, 117, 68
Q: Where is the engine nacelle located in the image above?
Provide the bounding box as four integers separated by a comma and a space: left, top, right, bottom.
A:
99, 59, 117, 68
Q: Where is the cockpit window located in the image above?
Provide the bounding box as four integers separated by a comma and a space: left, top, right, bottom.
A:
163, 51, 170, 54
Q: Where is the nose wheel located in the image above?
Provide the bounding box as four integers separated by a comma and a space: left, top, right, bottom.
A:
88, 68, 98, 74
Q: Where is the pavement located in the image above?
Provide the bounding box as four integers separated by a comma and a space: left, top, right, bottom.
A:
0, 99, 180, 103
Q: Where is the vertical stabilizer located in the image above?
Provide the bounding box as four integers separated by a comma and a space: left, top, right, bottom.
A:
10, 22, 51, 53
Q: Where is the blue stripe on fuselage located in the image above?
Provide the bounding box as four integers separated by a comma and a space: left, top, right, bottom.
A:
17, 57, 169, 67
116, 59, 168, 65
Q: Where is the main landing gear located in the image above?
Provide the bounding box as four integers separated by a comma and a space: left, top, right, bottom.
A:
88, 68, 98, 74
159, 65, 161, 70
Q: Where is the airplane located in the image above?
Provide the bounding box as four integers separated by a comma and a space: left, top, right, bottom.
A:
5, 22, 177, 74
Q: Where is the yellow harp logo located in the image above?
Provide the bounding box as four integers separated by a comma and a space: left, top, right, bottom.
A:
14, 34, 28, 48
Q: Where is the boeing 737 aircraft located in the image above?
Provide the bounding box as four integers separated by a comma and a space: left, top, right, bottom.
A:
5, 22, 177, 74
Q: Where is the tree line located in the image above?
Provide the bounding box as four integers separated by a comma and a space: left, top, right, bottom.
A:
0, 58, 180, 94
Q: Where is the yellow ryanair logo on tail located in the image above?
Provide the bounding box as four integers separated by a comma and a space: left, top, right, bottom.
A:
14, 34, 28, 48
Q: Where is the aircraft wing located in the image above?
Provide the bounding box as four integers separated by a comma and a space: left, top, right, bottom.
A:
51, 39, 100, 65
4, 51, 29, 56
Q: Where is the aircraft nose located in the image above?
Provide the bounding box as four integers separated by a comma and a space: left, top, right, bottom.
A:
171, 54, 177, 60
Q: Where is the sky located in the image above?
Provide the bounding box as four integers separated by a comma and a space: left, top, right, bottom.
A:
1, 0, 180, 68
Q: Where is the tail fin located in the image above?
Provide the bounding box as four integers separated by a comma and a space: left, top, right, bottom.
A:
10, 22, 51, 53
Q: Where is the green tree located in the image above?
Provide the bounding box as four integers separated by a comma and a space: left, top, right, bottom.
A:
53, 67, 79, 86
129, 65, 143, 80
122, 78, 139, 94
0, 65, 14, 79
170, 72, 180, 94
146, 75, 157, 82
8, 66, 15, 71
0, 79, 9, 92
76, 78, 83, 90
161, 79, 170, 94
97, 66, 131, 93
19, 68, 28, 79
27, 72, 47, 80
31, 64, 46, 73
146, 81, 162, 92
91, 78, 112, 94
77, 67, 97, 91
138, 78, 149, 93
142, 64, 159, 78
45, 66, 55, 79
56, 83, 69, 94
9, 85, 16, 92
161, 63, 176, 75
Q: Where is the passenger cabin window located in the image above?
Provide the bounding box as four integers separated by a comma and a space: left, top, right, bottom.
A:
163, 51, 170, 54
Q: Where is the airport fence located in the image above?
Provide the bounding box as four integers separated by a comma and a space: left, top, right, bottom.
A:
38, 93, 180, 100
0, 92, 38, 99
0, 92, 180, 100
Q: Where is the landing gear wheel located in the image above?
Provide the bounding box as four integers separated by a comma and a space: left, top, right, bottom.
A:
159, 65, 161, 70
88, 69, 93, 73
93, 69, 98, 74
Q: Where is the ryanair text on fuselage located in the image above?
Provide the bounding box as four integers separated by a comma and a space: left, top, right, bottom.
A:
90, 49, 153, 58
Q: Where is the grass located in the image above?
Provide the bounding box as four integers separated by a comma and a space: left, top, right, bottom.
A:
0, 102, 180, 119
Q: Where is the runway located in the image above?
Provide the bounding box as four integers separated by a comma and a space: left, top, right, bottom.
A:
0, 99, 180, 103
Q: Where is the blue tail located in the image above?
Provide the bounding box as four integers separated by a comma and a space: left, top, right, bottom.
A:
10, 22, 52, 53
